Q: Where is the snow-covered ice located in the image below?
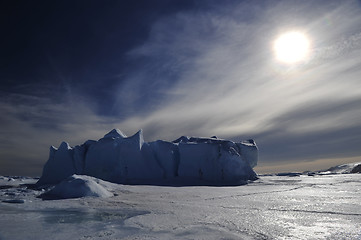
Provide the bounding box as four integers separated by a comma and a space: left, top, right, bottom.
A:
37, 129, 258, 186
0, 170, 360, 239
317, 162, 361, 175
39, 175, 114, 200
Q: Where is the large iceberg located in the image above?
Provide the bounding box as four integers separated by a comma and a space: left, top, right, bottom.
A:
36, 129, 258, 186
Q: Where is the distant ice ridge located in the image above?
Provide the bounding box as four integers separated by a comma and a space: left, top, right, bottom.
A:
318, 162, 361, 175
36, 129, 258, 186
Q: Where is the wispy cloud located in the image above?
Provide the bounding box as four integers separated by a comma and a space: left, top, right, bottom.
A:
113, 0, 361, 165
0, 89, 120, 175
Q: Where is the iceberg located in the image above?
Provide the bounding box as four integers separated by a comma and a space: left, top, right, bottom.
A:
36, 129, 258, 186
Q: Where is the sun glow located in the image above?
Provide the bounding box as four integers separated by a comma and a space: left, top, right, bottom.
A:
274, 31, 310, 64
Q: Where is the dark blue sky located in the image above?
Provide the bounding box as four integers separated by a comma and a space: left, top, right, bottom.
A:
1, 0, 361, 176
1, 0, 196, 114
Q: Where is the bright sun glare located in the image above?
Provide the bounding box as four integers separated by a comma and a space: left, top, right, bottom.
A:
274, 31, 310, 64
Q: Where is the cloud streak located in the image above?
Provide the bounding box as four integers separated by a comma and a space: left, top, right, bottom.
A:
113, 0, 361, 167
0, 89, 121, 176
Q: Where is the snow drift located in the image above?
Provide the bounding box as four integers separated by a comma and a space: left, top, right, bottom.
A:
39, 175, 113, 200
36, 129, 258, 186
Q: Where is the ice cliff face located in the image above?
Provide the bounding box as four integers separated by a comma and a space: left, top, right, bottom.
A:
36, 129, 258, 186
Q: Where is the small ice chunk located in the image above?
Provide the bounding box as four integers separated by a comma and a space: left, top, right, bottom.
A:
39, 175, 113, 200
2, 199, 25, 204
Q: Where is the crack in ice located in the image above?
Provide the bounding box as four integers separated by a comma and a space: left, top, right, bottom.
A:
268, 208, 361, 217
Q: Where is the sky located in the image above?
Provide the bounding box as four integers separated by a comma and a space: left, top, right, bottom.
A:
1, 0, 361, 176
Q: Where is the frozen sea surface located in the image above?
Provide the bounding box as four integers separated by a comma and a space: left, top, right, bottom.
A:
0, 174, 360, 240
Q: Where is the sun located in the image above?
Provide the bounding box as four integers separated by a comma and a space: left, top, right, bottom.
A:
274, 31, 310, 64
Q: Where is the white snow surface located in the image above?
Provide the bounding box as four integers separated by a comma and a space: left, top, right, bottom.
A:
37, 129, 258, 186
39, 175, 113, 200
0, 172, 361, 239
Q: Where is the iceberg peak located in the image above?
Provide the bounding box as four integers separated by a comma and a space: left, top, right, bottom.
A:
61, 142, 72, 150
130, 129, 144, 150
103, 128, 127, 139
